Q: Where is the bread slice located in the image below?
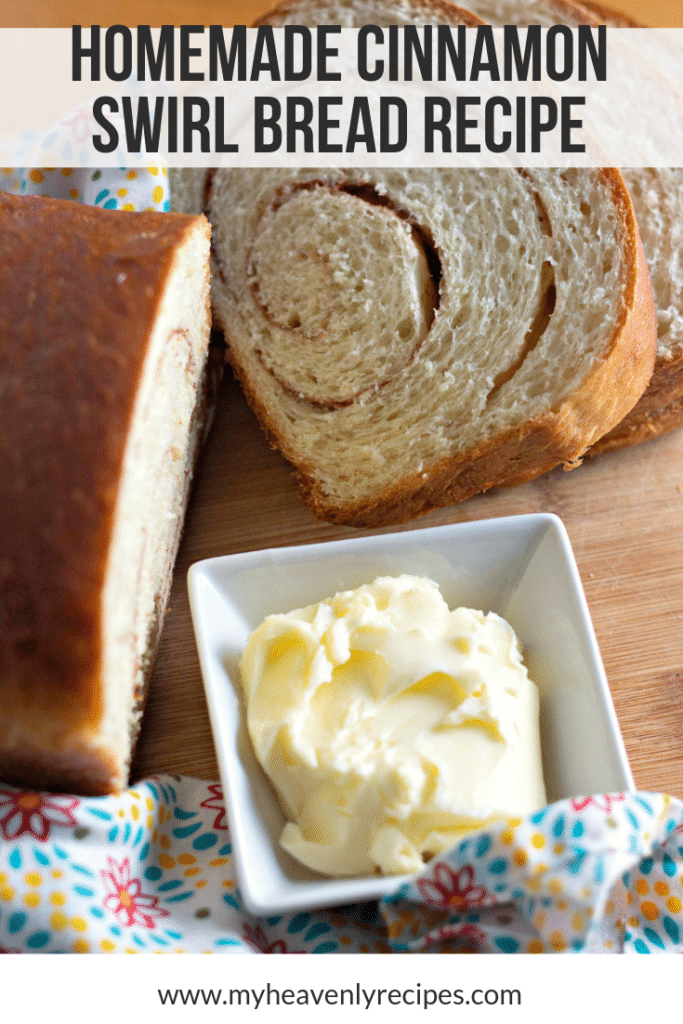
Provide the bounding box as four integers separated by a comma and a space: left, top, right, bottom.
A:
461, 0, 683, 452
592, 168, 683, 451
207, 165, 655, 526
0, 193, 211, 795
169, 168, 208, 219
568, 4, 683, 449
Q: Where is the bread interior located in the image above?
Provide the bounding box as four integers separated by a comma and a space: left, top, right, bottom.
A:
210, 167, 631, 508
99, 226, 210, 787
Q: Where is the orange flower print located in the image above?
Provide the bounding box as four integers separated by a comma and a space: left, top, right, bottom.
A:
417, 863, 489, 910
101, 856, 169, 929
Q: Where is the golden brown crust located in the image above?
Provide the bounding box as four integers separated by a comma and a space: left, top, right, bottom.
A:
589, 348, 683, 444
0, 193, 210, 793
0, 741, 121, 797
216, 169, 656, 528
591, 370, 683, 452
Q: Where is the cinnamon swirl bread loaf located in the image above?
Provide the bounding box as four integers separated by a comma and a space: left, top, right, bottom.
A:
207, 166, 655, 526
0, 193, 211, 794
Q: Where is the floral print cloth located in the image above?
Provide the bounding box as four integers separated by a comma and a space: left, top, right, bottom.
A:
0, 166, 170, 213
1, 776, 682, 955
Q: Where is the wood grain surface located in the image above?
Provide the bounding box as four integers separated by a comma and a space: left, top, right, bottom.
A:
8, 0, 683, 800
130, 369, 683, 800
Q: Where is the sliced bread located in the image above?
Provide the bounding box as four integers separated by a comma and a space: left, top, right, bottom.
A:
207, 164, 655, 525
0, 193, 212, 794
464, 0, 683, 452
592, 168, 683, 450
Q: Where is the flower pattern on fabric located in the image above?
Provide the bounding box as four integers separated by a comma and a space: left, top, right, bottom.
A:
59, 106, 99, 145
384, 794, 683, 954
200, 784, 228, 831
424, 922, 489, 952
243, 924, 289, 954
0, 787, 79, 842
0, 776, 682, 955
101, 855, 169, 930
571, 794, 626, 814
0, 166, 170, 213
417, 864, 490, 910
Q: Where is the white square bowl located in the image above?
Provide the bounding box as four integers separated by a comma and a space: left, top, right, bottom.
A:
187, 513, 633, 916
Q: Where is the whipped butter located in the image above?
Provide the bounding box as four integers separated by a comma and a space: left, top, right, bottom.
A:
239, 575, 546, 877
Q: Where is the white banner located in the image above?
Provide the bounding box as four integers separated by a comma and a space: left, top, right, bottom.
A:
0, 950, 677, 1020
1, 26, 683, 167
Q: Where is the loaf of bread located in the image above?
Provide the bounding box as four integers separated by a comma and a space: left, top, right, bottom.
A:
0, 193, 211, 795
207, 164, 655, 526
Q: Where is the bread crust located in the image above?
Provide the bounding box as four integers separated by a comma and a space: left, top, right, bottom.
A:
0, 193, 211, 793
591, 367, 683, 452
0, 742, 120, 797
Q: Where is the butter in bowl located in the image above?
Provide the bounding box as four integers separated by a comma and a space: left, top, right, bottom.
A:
240, 575, 546, 878
188, 514, 633, 915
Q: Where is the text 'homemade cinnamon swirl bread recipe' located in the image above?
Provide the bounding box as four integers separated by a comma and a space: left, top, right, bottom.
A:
0, 193, 211, 795
208, 166, 655, 526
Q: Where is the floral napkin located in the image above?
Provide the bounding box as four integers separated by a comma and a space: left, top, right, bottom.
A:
1, 776, 682, 955
0, 166, 170, 213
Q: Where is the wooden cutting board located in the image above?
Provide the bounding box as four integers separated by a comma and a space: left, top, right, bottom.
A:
131, 368, 683, 801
